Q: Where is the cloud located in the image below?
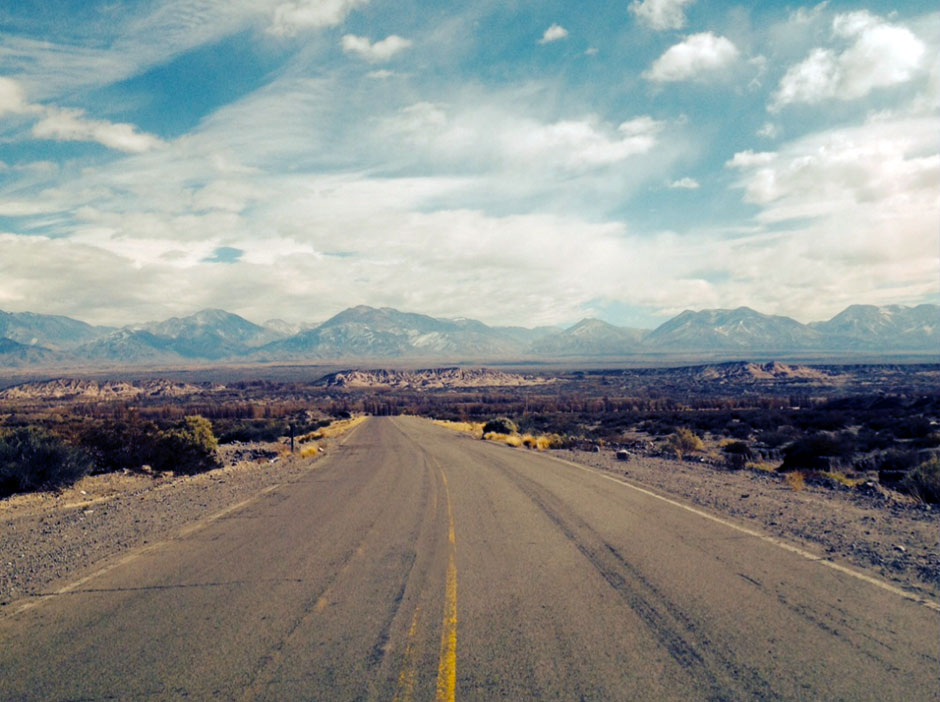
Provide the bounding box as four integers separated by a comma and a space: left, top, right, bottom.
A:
539, 24, 569, 44
0, 75, 161, 154
757, 122, 779, 139
669, 177, 699, 189
772, 11, 925, 108
31, 107, 164, 153
341, 34, 413, 63
644, 32, 739, 82
268, 0, 368, 36
0, 76, 36, 116
629, 0, 695, 31
721, 114, 938, 314
382, 103, 666, 174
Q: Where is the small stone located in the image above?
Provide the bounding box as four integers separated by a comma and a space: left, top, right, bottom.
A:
893, 544, 906, 553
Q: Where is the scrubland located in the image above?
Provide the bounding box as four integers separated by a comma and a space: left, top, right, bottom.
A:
1, 362, 937, 602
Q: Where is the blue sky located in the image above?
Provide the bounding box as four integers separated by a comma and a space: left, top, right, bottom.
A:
0, 0, 937, 329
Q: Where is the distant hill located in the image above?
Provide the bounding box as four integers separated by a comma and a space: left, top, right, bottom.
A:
137, 309, 279, 359
261, 305, 528, 358
0, 310, 111, 350
0, 302, 936, 368
0, 337, 61, 367
809, 304, 939, 351
644, 307, 823, 351
531, 318, 646, 356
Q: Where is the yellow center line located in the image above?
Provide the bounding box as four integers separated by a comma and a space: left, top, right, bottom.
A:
436, 469, 458, 702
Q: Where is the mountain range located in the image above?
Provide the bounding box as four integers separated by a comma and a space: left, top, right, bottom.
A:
0, 303, 936, 368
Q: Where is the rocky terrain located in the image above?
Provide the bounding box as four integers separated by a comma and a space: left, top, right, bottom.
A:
315, 367, 551, 389
0, 378, 210, 401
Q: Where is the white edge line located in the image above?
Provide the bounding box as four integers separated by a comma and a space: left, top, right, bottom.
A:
542, 452, 940, 613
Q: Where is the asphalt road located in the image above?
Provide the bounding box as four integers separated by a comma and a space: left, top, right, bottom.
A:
1, 416, 937, 701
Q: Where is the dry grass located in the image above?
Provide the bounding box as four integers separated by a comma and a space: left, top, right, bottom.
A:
484, 432, 523, 447
822, 471, 863, 488
785, 471, 806, 491
746, 461, 777, 473
297, 415, 367, 443
433, 418, 563, 451
432, 419, 485, 437
300, 444, 321, 458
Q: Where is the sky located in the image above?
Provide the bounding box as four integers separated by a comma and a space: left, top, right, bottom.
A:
0, 0, 937, 330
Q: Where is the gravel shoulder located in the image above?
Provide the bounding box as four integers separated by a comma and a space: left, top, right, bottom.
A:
0, 440, 333, 608
557, 448, 939, 601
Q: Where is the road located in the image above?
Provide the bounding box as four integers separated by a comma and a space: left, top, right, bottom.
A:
1, 416, 937, 700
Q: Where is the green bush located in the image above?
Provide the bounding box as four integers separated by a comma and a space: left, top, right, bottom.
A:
0, 427, 92, 497
900, 458, 940, 504
150, 416, 220, 475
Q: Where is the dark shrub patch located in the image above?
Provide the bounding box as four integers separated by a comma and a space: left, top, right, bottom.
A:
780, 432, 855, 472
483, 417, 518, 435
0, 427, 92, 497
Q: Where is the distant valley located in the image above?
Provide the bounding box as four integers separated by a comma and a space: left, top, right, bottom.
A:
0, 303, 937, 369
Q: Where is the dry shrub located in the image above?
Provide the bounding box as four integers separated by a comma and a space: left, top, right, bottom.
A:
785, 471, 806, 491
483, 432, 523, 447
900, 458, 940, 503
522, 434, 564, 450
300, 444, 320, 458
666, 427, 704, 460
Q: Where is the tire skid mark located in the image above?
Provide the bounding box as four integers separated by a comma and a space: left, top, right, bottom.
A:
487, 454, 781, 702
39, 578, 305, 596
238, 440, 404, 702
236, 532, 377, 702
367, 552, 418, 669
393, 605, 424, 702
366, 423, 450, 700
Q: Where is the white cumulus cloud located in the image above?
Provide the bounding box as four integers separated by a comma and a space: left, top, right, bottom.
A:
268, 0, 368, 37
629, 0, 695, 31
772, 11, 925, 108
0, 77, 36, 116
669, 177, 699, 189
539, 24, 569, 44
644, 32, 739, 82
31, 107, 164, 153
341, 34, 412, 63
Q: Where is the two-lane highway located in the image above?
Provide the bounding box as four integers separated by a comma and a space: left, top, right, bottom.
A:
1, 416, 937, 700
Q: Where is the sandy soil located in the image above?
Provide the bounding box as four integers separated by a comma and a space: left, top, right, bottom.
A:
557, 449, 939, 600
